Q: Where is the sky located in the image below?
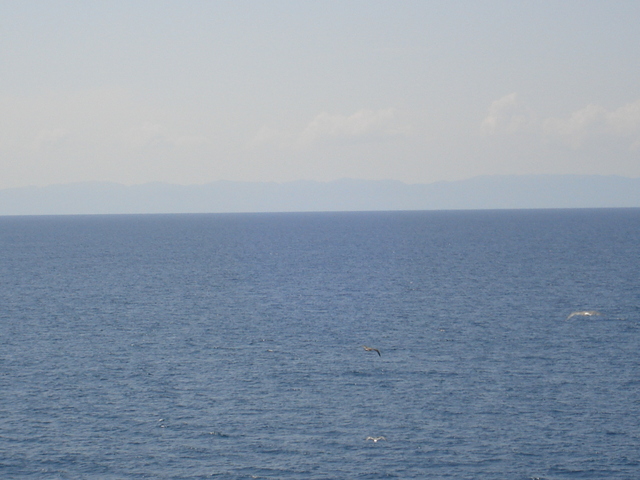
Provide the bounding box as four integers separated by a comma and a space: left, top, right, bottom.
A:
1, 1, 639, 189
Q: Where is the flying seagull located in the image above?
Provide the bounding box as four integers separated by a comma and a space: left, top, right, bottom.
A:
366, 436, 386, 443
362, 345, 381, 356
567, 310, 602, 320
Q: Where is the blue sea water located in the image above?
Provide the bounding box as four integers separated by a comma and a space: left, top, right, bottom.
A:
1, 209, 639, 479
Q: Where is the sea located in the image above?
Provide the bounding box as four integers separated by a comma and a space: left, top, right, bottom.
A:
1, 208, 639, 479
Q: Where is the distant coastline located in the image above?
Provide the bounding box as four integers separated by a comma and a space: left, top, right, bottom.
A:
1, 174, 640, 216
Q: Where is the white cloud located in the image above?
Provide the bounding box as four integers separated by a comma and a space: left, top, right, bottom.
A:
128, 122, 208, 148
481, 93, 534, 135
299, 108, 408, 145
543, 99, 640, 149
606, 99, 640, 150
481, 95, 640, 151
251, 108, 410, 149
542, 104, 608, 148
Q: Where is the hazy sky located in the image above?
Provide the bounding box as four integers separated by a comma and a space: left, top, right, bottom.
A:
1, 1, 639, 189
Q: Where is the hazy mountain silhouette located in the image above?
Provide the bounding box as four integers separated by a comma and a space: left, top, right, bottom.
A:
1, 175, 639, 216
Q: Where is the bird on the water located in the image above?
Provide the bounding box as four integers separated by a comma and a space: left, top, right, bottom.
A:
366, 436, 386, 443
362, 345, 381, 356
566, 310, 601, 320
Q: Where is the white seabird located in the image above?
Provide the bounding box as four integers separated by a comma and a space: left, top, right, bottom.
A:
566, 310, 602, 320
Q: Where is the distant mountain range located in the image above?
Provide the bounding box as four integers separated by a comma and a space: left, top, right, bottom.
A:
1, 175, 639, 216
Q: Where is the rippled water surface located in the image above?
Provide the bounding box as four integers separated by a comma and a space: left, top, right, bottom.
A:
1, 209, 639, 479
